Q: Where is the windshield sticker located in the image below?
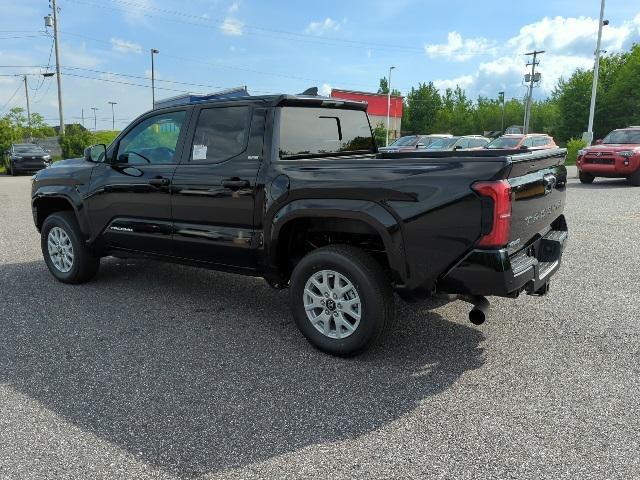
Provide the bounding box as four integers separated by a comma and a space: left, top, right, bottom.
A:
193, 144, 207, 160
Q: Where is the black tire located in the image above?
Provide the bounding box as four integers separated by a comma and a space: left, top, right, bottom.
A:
9, 163, 16, 176
41, 211, 99, 284
579, 171, 594, 184
289, 245, 394, 357
629, 170, 640, 187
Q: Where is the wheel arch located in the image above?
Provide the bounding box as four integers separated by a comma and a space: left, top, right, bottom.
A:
32, 189, 91, 238
266, 199, 406, 286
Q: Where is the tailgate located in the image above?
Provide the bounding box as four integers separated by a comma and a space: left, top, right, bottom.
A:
506, 149, 567, 253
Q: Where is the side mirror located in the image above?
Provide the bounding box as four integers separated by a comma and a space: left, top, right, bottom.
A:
453, 145, 462, 151
595, 139, 603, 144
520, 145, 529, 150
84, 144, 107, 163
416, 143, 425, 148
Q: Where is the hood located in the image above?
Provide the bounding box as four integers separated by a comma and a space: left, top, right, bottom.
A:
49, 157, 85, 168
585, 143, 640, 152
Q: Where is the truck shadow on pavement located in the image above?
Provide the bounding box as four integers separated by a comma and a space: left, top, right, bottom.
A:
0, 259, 485, 477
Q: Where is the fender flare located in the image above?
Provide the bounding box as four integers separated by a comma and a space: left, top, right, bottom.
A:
266, 198, 407, 283
31, 186, 91, 238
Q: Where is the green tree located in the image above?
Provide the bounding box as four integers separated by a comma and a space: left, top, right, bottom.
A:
602, 44, 640, 135
403, 82, 442, 134
377, 77, 401, 96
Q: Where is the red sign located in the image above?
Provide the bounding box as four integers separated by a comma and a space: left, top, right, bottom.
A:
331, 89, 403, 118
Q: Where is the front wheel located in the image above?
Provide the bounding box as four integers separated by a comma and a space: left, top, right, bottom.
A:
579, 171, 595, 184
9, 163, 16, 176
629, 170, 640, 187
289, 245, 394, 356
41, 211, 100, 284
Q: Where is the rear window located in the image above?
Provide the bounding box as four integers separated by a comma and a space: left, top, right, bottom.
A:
486, 137, 521, 149
390, 135, 417, 147
279, 107, 375, 159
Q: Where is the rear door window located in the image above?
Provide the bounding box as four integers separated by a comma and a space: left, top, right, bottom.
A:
190, 106, 251, 163
279, 107, 375, 159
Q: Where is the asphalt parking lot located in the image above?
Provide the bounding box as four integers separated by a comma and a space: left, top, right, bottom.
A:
0, 167, 638, 479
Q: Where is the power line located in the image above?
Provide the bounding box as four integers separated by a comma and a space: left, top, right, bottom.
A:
65, 0, 431, 54
1, 83, 23, 113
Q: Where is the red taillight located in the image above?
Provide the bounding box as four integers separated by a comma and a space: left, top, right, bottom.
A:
472, 180, 512, 248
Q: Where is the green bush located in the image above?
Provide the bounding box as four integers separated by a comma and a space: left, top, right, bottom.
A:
59, 125, 94, 158
59, 127, 120, 159
565, 138, 587, 166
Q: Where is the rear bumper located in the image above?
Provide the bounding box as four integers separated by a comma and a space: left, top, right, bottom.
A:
438, 228, 567, 297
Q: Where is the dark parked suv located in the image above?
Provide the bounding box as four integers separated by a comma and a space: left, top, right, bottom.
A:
4, 143, 51, 175
31, 93, 568, 356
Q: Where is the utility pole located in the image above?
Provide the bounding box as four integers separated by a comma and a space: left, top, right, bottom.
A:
523, 50, 544, 134
150, 48, 159, 108
81, 107, 85, 128
50, 0, 65, 135
23, 75, 31, 140
498, 91, 505, 133
91, 107, 98, 131
108, 101, 117, 130
386, 65, 395, 147
586, 0, 608, 145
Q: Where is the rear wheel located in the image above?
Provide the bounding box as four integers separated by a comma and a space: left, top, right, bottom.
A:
289, 245, 394, 356
579, 171, 594, 184
629, 170, 640, 187
41, 211, 99, 284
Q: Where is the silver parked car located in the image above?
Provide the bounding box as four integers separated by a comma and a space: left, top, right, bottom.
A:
378, 134, 452, 153
425, 135, 490, 152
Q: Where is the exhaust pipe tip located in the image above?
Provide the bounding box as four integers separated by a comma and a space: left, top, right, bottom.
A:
469, 308, 486, 325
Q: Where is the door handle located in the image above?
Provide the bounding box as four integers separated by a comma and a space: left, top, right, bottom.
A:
149, 177, 171, 187
222, 178, 250, 190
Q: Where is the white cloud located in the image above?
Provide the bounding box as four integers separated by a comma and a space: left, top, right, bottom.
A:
305, 17, 344, 36
110, 38, 142, 54
425, 31, 497, 62
228, 1, 240, 13
121, 0, 152, 25
433, 75, 474, 92
220, 17, 243, 36
320, 83, 332, 96
428, 14, 640, 99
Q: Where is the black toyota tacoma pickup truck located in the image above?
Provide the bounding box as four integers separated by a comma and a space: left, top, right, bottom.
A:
31, 93, 568, 356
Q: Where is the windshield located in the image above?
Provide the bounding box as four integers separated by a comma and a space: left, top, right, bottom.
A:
279, 107, 375, 159
427, 137, 459, 150
390, 135, 417, 147
14, 145, 46, 154
486, 137, 522, 149
602, 129, 640, 144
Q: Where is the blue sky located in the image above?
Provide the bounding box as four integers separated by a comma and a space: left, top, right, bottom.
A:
1, 0, 639, 130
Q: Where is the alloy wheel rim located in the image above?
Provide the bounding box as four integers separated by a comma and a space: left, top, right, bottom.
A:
303, 269, 362, 339
47, 226, 74, 273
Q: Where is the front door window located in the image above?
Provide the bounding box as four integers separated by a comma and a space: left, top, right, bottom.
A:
116, 111, 186, 165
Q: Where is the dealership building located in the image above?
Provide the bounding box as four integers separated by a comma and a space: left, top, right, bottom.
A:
331, 89, 404, 141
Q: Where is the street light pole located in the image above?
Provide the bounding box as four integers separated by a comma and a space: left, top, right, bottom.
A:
108, 101, 117, 130
50, 0, 65, 135
498, 91, 505, 133
91, 107, 98, 131
23, 75, 31, 140
150, 48, 159, 108
586, 0, 608, 145
386, 66, 395, 147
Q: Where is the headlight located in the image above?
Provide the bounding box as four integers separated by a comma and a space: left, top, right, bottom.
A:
577, 149, 586, 156
618, 150, 636, 158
